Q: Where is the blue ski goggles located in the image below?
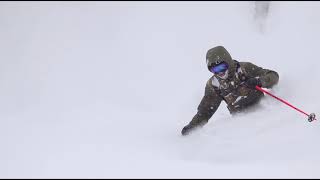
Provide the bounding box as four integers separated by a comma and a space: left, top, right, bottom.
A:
209, 62, 229, 74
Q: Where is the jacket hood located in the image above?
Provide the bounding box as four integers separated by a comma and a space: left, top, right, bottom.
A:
206, 46, 237, 78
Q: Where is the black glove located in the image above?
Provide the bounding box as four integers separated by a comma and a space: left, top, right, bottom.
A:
245, 78, 262, 89
181, 124, 196, 136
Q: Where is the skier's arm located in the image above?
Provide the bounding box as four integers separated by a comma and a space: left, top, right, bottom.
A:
188, 80, 223, 127
243, 62, 279, 88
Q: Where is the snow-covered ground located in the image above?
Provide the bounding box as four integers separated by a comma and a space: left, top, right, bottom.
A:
1, 1, 320, 178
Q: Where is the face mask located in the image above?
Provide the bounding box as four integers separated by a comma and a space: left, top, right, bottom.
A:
216, 69, 229, 79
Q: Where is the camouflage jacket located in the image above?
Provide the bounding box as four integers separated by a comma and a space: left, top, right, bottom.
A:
188, 60, 279, 127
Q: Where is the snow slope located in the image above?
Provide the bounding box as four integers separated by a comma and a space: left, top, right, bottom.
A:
0, 1, 320, 178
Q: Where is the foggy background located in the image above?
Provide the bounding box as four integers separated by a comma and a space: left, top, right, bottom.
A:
1, 1, 320, 178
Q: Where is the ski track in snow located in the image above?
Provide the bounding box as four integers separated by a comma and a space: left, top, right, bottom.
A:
0, 1, 320, 178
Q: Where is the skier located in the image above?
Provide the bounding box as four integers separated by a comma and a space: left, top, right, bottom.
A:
181, 46, 279, 136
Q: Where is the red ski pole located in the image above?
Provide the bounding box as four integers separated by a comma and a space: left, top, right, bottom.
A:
255, 85, 316, 122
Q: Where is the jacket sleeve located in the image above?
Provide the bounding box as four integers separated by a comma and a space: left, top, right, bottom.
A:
242, 62, 279, 88
188, 79, 223, 127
